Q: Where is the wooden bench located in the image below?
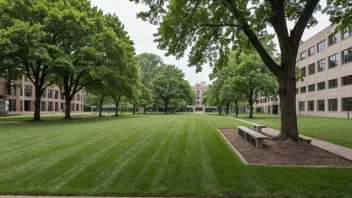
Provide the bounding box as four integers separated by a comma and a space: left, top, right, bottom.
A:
238, 126, 269, 147
252, 124, 267, 133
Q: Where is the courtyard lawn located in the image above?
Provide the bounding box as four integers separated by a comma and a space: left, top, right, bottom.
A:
234, 113, 352, 148
0, 114, 351, 197
0, 113, 96, 122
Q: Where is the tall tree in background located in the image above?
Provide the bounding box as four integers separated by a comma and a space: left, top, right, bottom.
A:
151, 64, 194, 114
130, 0, 332, 141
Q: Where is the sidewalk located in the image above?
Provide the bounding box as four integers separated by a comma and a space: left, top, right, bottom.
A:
227, 116, 352, 161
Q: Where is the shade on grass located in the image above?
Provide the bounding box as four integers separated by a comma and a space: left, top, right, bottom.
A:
235, 113, 352, 148
0, 114, 351, 197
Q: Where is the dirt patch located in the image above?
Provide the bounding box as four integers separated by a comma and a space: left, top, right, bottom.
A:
219, 128, 352, 167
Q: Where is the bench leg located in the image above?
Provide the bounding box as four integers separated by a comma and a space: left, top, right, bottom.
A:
257, 128, 262, 133
255, 139, 264, 147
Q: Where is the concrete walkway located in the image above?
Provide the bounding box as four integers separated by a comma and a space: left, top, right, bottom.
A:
227, 116, 352, 161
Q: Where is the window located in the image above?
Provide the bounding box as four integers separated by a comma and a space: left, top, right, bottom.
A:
41, 88, 46, 98
21, 85, 32, 97
61, 102, 65, 111
342, 29, 352, 39
7, 85, 16, 96
48, 102, 53, 111
41, 101, 46, 111
76, 104, 79, 111
317, 40, 325, 52
342, 97, 352, 111
300, 51, 306, 60
296, 88, 299, 94
300, 86, 306, 93
342, 48, 352, 64
71, 103, 74, 111
328, 79, 338, 88
328, 33, 338, 45
328, 99, 338, 111
55, 102, 59, 111
308, 63, 315, 75
197, 97, 199, 100
197, 101, 200, 105
8, 100, 16, 111
308, 101, 314, 111
48, 89, 53, 98
197, 90, 200, 95
76, 94, 80, 101
299, 101, 305, 111
328, 54, 338, 68
60, 92, 65, 100
55, 90, 59, 99
317, 82, 326, 90
317, 59, 325, 72
342, 75, 352, 86
300, 67, 306, 77
317, 100, 325, 111
308, 84, 315, 92
308, 46, 315, 56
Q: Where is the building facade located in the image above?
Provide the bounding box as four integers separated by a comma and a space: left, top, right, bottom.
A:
188, 81, 217, 112
256, 25, 352, 118
0, 77, 84, 115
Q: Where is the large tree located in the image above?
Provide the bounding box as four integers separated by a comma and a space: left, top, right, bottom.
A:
129, 0, 338, 141
151, 64, 194, 114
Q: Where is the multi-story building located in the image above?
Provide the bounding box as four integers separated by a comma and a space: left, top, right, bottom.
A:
255, 24, 352, 118
0, 77, 84, 115
188, 81, 217, 112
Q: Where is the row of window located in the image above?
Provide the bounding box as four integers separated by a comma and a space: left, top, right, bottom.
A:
7, 100, 82, 112
297, 75, 352, 94
298, 97, 352, 112
6, 85, 82, 101
300, 47, 352, 77
256, 97, 278, 104
298, 29, 352, 61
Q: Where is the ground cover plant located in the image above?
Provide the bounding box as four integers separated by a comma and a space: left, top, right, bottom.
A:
0, 114, 351, 197
234, 113, 352, 148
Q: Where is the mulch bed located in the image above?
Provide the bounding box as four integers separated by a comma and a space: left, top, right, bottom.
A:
219, 128, 352, 167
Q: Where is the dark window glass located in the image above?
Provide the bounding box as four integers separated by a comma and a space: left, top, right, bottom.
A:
300, 86, 306, 93
48, 102, 53, 111
55, 90, 59, 99
76, 104, 79, 111
48, 89, 53, 98
328, 79, 338, 88
317, 40, 325, 52
308, 101, 314, 111
329, 54, 338, 68
60, 92, 65, 100
77, 94, 80, 101
317, 100, 325, 111
317, 82, 326, 90
300, 51, 306, 60
328, 99, 338, 111
299, 101, 305, 111
22, 85, 32, 97
328, 33, 338, 45
7, 85, 16, 96
342, 29, 352, 39
342, 75, 352, 86
308, 63, 315, 75
308, 46, 315, 56
8, 100, 16, 111
296, 88, 299, 94
55, 102, 59, 111
342, 48, 352, 64
41, 101, 46, 111
342, 97, 352, 111
300, 67, 306, 77
317, 59, 325, 72
308, 84, 315, 92
41, 88, 46, 98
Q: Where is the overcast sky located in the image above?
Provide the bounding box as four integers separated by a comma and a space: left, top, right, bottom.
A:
90, 0, 330, 86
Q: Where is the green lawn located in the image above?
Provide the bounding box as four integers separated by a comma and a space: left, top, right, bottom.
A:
233, 113, 352, 148
0, 114, 351, 197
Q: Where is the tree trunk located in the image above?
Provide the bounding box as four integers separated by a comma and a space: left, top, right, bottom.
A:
249, 101, 254, 118
226, 103, 230, 115
277, 71, 300, 141
133, 104, 136, 114
235, 100, 238, 117
218, 106, 221, 115
144, 105, 146, 114
115, 103, 119, 116
164, 101, 168, 114
33, 87, 42, 121
99, 95, 104, 117
65, 99, 71, 119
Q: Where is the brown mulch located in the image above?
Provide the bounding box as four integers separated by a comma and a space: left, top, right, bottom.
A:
219, 128, 352, 167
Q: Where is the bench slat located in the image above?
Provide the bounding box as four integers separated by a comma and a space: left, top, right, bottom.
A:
238, 126, 269, 139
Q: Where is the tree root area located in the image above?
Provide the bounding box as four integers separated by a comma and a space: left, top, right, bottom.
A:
219, 128, 352, 167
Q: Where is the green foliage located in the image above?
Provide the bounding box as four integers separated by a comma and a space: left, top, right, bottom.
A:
324, 0, 352, 32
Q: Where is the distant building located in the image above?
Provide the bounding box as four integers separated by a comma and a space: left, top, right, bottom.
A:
188, 81, 217, 112
255, 24, 352, 118
0, 77, 84, 115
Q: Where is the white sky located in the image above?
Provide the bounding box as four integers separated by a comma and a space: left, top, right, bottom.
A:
90, 0, 330, 86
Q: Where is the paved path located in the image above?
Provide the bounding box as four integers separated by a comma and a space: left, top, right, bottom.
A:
227, 116, 352, 161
